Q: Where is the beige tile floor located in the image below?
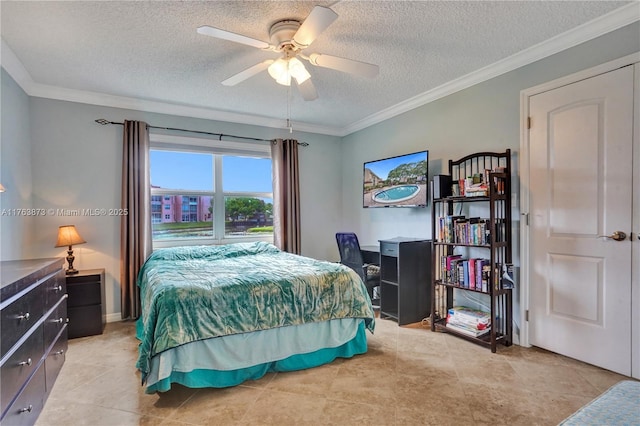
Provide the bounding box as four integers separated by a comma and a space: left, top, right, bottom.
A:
36, 318, 631, 426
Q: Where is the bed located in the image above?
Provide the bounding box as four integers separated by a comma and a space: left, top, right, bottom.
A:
135, 241, 375, 394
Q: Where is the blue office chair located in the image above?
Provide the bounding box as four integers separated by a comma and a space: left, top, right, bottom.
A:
335, 232, 380, 308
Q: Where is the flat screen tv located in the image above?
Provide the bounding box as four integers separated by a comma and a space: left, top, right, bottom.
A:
363, 150, 428, 208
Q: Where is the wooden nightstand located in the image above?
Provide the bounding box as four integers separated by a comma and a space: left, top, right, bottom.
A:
66, 269, 105, 339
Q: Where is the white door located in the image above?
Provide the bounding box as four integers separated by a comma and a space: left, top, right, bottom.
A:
528, 65, 634, 376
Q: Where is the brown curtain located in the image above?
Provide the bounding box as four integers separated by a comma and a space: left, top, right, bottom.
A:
120, 120, 152, 319
271, 138, 301, 254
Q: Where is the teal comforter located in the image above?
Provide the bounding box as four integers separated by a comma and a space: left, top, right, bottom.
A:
136, 242, 375, 379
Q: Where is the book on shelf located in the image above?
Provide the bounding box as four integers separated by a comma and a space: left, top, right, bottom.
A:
438, 256, 492, 291
464, 182, 488, 197
501, 263, 515, 289
481, 263, 491, 292
445, 254, 462, 283
438, 215, 492, 246
438, 215, 465, 243
462, 260, 469, 288
477, 259, 488, 291
445, 322, 491, 338
447, 306, 491, 330
468, 258, 476, 290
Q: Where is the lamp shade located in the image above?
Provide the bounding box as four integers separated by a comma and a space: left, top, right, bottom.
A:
55, 225, 86, 247
0, 183, 5, 192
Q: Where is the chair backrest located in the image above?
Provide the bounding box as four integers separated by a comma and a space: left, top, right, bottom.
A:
335, 232, 366, 281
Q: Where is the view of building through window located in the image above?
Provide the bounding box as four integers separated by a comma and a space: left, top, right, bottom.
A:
150, 149, 273, 242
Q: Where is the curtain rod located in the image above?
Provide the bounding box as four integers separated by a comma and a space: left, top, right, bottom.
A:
94, 119, 309, 146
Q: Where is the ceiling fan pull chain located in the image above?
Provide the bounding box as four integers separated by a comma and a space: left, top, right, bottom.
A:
287, 85, 293, 134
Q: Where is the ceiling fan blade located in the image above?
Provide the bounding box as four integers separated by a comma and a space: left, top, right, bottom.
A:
307, 53, 379, 78
293, 6, 338, 48
296, 78, 318, 101
222, 60, 274, 86
197, 25, 270, 50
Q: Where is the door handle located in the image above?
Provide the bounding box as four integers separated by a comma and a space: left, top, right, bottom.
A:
597, 231, 627, 241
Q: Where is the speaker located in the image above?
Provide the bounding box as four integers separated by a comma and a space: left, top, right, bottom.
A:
432, 175, 452, 199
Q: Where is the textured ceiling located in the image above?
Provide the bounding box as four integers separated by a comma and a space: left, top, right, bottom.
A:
0, 1, 635, 135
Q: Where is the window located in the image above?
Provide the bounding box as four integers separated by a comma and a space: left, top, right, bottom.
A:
149, 135, 273, 247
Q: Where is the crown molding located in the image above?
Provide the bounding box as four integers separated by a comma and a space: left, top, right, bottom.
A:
3, 2, 638, 139
341, 2, 640, 136
1, 39, 32, 90
0, 39, 341, 137
28, 81, 341, 136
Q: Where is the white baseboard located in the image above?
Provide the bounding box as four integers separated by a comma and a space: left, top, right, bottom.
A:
105, 312, 122, 323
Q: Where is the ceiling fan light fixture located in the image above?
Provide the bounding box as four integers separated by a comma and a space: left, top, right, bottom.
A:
268, 58, 291, 86
289, 57, 310, 84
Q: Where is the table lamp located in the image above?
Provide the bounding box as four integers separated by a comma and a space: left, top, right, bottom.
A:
55, 225, 86, 275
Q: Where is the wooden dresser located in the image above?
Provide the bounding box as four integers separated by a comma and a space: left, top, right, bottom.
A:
1, 258, 67, 426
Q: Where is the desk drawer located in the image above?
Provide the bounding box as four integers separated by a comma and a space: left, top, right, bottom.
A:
380, 242, 399, 258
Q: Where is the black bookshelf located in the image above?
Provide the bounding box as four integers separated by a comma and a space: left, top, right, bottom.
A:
430, 150, 513, 352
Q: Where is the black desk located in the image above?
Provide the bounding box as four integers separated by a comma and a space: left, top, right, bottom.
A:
366, 238, 432, 325
360, 245, 380, 265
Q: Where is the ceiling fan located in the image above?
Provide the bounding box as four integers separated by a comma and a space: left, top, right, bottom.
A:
197, 5, 379, 101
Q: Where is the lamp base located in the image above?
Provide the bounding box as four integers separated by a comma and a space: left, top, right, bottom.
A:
66, 247, 78, 275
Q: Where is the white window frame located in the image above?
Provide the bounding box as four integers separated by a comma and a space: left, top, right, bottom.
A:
150, 133, 273, 249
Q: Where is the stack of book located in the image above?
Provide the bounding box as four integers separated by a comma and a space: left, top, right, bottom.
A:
436, 215, 492, 245
464, 183, 488, 197
446, 306, 491, 337
439, 255, 490, 291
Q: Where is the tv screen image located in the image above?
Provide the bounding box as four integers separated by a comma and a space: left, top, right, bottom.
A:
363, 150, 428, 208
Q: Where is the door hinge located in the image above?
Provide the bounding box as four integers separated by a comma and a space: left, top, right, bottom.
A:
522, 213, 529, 226
527, 117, 531, 129
525, 310, 529, 321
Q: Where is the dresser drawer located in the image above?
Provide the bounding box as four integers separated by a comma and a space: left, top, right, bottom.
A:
380, 241, 399, 258
1, 363, 45, 426
44, 272, 66, 312
45, 325, 67, 394
44, 298, 68, 351
1, 286, 45, 358
0, 324, 44, 415
66, 279, 101, 308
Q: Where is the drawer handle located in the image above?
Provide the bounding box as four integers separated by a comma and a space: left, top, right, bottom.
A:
54, 349, 65, 356
53, 284, 63, 292
19, 405, 33, 414
17, 312, 30, 321
18, 358, 32, 366
54, 317, 64, 324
